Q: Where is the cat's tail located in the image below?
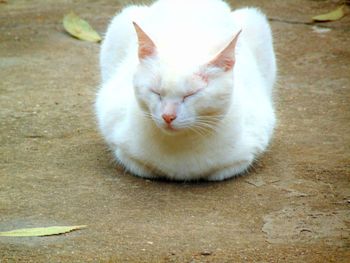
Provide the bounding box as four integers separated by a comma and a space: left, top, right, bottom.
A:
232, 8, 276, 90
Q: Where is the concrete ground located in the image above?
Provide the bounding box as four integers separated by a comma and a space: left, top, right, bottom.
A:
1, 0, 349, 262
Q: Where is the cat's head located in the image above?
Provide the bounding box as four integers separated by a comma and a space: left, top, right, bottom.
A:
132, 22, 241, 135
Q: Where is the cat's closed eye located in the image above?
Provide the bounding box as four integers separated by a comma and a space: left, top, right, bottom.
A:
183, 89, 201, 102
151, 89, 162, 100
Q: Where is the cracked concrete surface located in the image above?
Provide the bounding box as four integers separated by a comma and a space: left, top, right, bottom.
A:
1, 0, 349, 262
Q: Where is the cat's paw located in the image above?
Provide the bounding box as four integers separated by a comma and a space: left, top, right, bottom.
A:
115, 149, 157, 179
207, 162, 251, 181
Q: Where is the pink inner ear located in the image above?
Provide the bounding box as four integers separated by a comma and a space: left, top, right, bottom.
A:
133, 22, 157, 60
209, 57, 235, 72
139, 44, 155, 59
208, 29, 242, 72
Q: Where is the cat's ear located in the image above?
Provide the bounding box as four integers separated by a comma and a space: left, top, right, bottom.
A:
133, 22, 157, 60
203, 30, 242, 75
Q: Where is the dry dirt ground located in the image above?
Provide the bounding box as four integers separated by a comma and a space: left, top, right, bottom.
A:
1, 0, 349, 262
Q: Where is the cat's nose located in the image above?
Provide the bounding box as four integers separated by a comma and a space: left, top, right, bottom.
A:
162, 114, 177, 124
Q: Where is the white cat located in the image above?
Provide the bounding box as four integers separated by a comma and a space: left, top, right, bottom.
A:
95, 0, 276, 181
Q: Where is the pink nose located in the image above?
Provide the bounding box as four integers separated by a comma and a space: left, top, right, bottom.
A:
162, 114, 177, 124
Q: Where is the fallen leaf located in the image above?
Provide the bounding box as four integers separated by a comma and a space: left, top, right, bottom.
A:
0, 225, 87, 237
63, 12, 101, 42
312, 5, 346, 22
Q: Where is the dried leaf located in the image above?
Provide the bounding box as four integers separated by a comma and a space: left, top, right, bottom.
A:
63, 12, 101, 42
312, 5, 346, 22
0, 225, 87, 237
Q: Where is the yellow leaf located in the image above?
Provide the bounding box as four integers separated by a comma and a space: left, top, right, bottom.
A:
312, 5, 346, 22
63, 12, 101, 42
0, 225, 87, 237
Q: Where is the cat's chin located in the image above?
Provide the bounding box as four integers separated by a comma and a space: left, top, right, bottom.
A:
159, 125, 184, 136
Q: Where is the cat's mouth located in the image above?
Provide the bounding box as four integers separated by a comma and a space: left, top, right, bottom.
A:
164, 124, 178, 132
160, 123, 182, 134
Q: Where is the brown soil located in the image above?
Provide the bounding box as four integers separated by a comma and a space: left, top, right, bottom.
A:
1, 0, 349, 262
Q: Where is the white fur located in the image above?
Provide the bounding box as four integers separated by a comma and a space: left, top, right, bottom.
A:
95, 0, 276, 181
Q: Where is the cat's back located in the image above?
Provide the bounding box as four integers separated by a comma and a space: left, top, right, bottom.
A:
232, 8, 276, 89
100, 5, 148, 82
100, 0, 237, 82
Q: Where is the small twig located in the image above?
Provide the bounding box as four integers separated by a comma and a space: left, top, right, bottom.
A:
300, 228, 313, 233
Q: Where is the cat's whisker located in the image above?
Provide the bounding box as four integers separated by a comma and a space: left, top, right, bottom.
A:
195, 126, 217, 137
138, 114, 223, 137
187, 126, 206, 138
196, 121, 220, 129
195, 125, 212, 137
138, 110, 162, 123
174, 115, 222, 136
196, 115, 224, 122
192, 123, 216, 136
138, 110, 152, 118
175, 119, 210, 137
196, 118, 220, 127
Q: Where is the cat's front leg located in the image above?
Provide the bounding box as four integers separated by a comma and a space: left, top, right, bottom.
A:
207, 161, 251, 181
115, 149, 157, 180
